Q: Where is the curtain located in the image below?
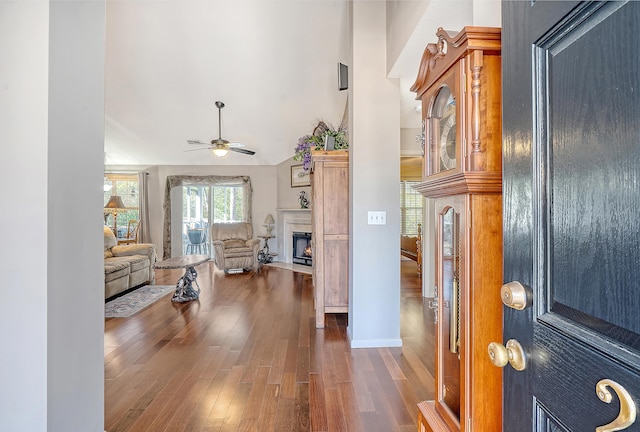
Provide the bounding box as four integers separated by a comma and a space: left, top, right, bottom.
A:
137, 171, 151, 243
162, 175, 252, 258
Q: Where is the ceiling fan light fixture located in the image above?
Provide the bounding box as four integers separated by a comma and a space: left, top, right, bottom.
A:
186, 100, 256, 157
212, 147, 228, 157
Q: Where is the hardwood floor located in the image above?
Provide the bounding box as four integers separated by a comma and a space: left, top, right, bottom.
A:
105, 259, 435, 432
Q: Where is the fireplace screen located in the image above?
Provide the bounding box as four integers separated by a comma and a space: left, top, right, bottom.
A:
292, 231, 312, 266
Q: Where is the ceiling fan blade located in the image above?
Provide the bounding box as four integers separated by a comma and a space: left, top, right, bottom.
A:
183, 147, 212, 153
230, 147, 256, 155
186, 101, 250, 156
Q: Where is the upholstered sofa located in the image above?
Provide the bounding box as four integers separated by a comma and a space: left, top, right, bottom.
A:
104, 226, 157, 299
210, 222, 261, 273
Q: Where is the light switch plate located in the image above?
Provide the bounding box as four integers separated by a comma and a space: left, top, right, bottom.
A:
367, 211, 386, 225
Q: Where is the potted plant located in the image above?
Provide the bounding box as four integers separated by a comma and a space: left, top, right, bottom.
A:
294, 121, 348, 171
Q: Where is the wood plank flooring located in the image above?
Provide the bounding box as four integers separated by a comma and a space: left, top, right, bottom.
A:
105, 259, 435, 432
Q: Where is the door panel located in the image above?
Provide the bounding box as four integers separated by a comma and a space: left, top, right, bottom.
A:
535, 404, 571, 432
535, 323, 640, 431
503, 1, 640, 430
541, 0, 640, 344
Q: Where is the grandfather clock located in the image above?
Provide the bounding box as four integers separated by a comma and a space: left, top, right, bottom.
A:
411, 27, 503, 432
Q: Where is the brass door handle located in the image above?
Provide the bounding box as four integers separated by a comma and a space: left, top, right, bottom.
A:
596, 379, 636, 431
501, 281, 531, 310
487, 339, 526, 371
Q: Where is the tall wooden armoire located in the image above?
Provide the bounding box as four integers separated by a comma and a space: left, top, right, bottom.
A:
310, 150, 349, 329
410, 27, 503, 432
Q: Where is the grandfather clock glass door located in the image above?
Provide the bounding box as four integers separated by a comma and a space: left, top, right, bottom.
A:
436, 198, 465, 429
503, 1, 640, 430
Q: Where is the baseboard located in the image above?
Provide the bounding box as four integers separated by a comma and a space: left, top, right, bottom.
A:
349, 337, 403, 349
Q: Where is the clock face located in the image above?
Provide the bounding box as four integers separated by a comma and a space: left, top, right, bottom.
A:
429, 85, 457, 174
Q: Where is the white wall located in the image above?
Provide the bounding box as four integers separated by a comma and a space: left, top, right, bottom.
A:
473, 0, 501, 27
349, 1, 402, 348
401, 127, 422, 155
0, 1, 105, 431
48, 3, 106, 429
386, 0, 429, 76
276, 156, 311, 210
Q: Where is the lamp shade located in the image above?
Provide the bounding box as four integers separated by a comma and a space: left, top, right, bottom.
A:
264, 214, 275, 225
104, 195, 126, 210
212, 147, 228, 157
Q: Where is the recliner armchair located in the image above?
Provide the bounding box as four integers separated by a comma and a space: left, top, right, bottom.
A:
210, 222, 261, 273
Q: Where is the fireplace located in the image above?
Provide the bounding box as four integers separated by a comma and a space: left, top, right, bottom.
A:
292, 231, 312, 266
276, 208, 311, 264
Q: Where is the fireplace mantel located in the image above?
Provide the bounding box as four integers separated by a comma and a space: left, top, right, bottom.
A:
276, 208, 312, 263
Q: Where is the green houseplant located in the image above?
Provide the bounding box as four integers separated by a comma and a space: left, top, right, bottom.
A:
294, 121, 348, 171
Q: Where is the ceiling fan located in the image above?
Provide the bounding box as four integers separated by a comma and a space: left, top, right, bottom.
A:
186, 101, 256, 157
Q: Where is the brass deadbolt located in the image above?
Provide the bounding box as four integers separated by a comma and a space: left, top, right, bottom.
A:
500, 281, 530, 310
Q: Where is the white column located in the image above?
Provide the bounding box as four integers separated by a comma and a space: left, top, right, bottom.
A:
348, 1, 402, 348
0, 3, 49, 429
0, 1, 106, 430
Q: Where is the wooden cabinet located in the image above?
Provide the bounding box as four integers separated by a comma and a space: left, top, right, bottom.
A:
310, 150, 349, 329
411, 27, 503, 432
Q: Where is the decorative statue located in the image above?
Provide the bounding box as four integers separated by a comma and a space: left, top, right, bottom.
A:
172, 266, 200, 303
299, 190, 310, 209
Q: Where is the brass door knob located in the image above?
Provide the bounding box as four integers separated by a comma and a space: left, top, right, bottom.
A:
488, 342, 509, 367
487, 339, 526, 371
505, 339, 526, 371
501, 281, 530, 310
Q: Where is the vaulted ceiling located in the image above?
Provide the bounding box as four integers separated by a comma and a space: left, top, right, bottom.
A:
104, 0, 480, 166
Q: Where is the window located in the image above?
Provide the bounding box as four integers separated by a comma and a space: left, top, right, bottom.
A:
212, 183, 245, 222
401, 181, 423, 236
183, 185, 210, 228
163, 175, 252, 259
181, 181, 249, 254
104, 173, 139, 238
182, 183, 246, 226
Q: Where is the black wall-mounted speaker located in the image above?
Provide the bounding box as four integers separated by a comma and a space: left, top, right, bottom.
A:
338, 62, 348, 91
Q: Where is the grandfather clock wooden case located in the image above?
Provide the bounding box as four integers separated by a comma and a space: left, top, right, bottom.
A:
411, 27, 503, 432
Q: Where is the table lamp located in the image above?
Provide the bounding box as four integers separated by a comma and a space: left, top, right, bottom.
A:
104, 195, 126, 236
263, 214, 275, 236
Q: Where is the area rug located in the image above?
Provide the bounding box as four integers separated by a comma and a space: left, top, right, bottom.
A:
105, 285, 176, 318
